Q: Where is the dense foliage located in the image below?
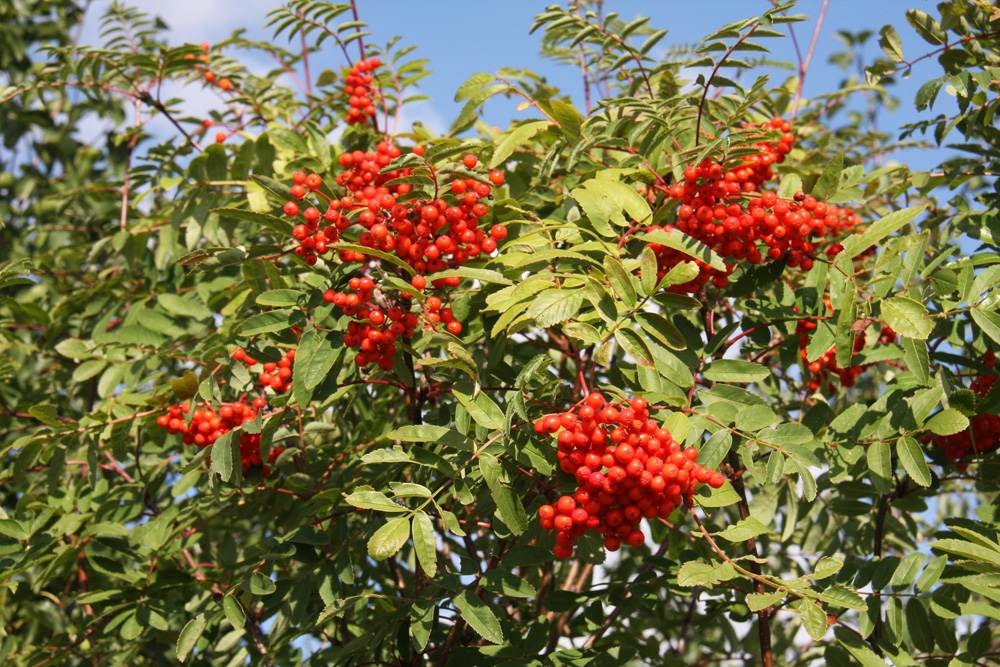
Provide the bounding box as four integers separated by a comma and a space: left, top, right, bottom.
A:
2, 1, 1000, 666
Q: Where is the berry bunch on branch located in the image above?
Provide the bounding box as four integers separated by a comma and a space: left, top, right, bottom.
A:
280, 148, 508, 370
154, 399, 285, 476
342, 57, 382, 126
796, 313, 899, 392
646, 117, 862, 293
926, 350, 1000, 466
535, 393, 725, 558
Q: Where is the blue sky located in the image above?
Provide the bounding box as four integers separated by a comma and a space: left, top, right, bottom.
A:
76, 0, 961, 174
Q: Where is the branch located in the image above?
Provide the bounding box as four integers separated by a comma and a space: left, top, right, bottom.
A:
725, 450, 774, 667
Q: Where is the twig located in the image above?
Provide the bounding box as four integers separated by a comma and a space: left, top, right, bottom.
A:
725, 450, 774, 667
789, 0, 829, 120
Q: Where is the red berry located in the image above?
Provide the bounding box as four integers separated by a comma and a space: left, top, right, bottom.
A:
488, 170, 504, 186
462, 154, 477, 169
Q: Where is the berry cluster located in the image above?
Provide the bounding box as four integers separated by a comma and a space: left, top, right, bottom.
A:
281, 143, 420, 265
534, 393, 724, 559
154, 400, 284, 476
336, 142, 414, 215
283, 150, 507, 369
232, 346, 295, 394
342, 57, 382, 126
925, 351, 1000, 465
323, 276, 421, 370
646, 117, 862, 292
796, 317, 898, 392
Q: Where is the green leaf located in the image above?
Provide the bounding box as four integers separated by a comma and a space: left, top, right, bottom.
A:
697, 431, 732, 471
867, 441, 892, 494
454, 72, 495, 101
637, 228, 726, 272
703, 359, 771, 383
902, 338, 930, 384
834, 626, 892, 667
545, 99, 584, 139
915, 555, 947, 593
660, 261, 701, 291
526, 288, 584, 328
345, 486, 406, 512
891, 552, 926, 589
840, 206, 925, 260
758, 423, 814, 446
717, 516, 771, 542
907, 10, 947, 45
906, 599, 934, 652
330, 242, 416, 275
255, 289, 302, 307
490, 120, 551, 169
971, 307, 1000, 346
0, 519, 28, 541
410, 603, 434, 652
881, 297, 932, 340
800, 600, 829, 641
367, 517, 410, 561
427, 266, 512, 286
639, 245, 658, 295
249, 572, 276, 595
28, 404, 63, 427
292, 327, 342, 406
878, 25, 905, 62
819, 585, 866, 611
635, 311, 686, 350
603, 256, 637, 308
563, 321, 603, 346
453, 390, 504, 431
453, 590, 504, 644
812, 151, 844, 201
212, 207, 293, 236
930, 538, 1000, 566
481, 570, 537, 598
411, 511, 437, 578
176, 613, 207, 663
615, 328, 655, 368
223, 595, 245, 629
694, 481, 740, 507
158, 293, 212, 320
735, 405, 776, 431
209, 431, 236, 483
677, 559, 738, 586
267, 125, 308, 153
924, 409, 969, 436
747, 591, 784, 611
480, 454, 528, 535
386, 425, 474, 450
72, 359, 107, 383
238, 309, 295, 336
896, 436, 932, 487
